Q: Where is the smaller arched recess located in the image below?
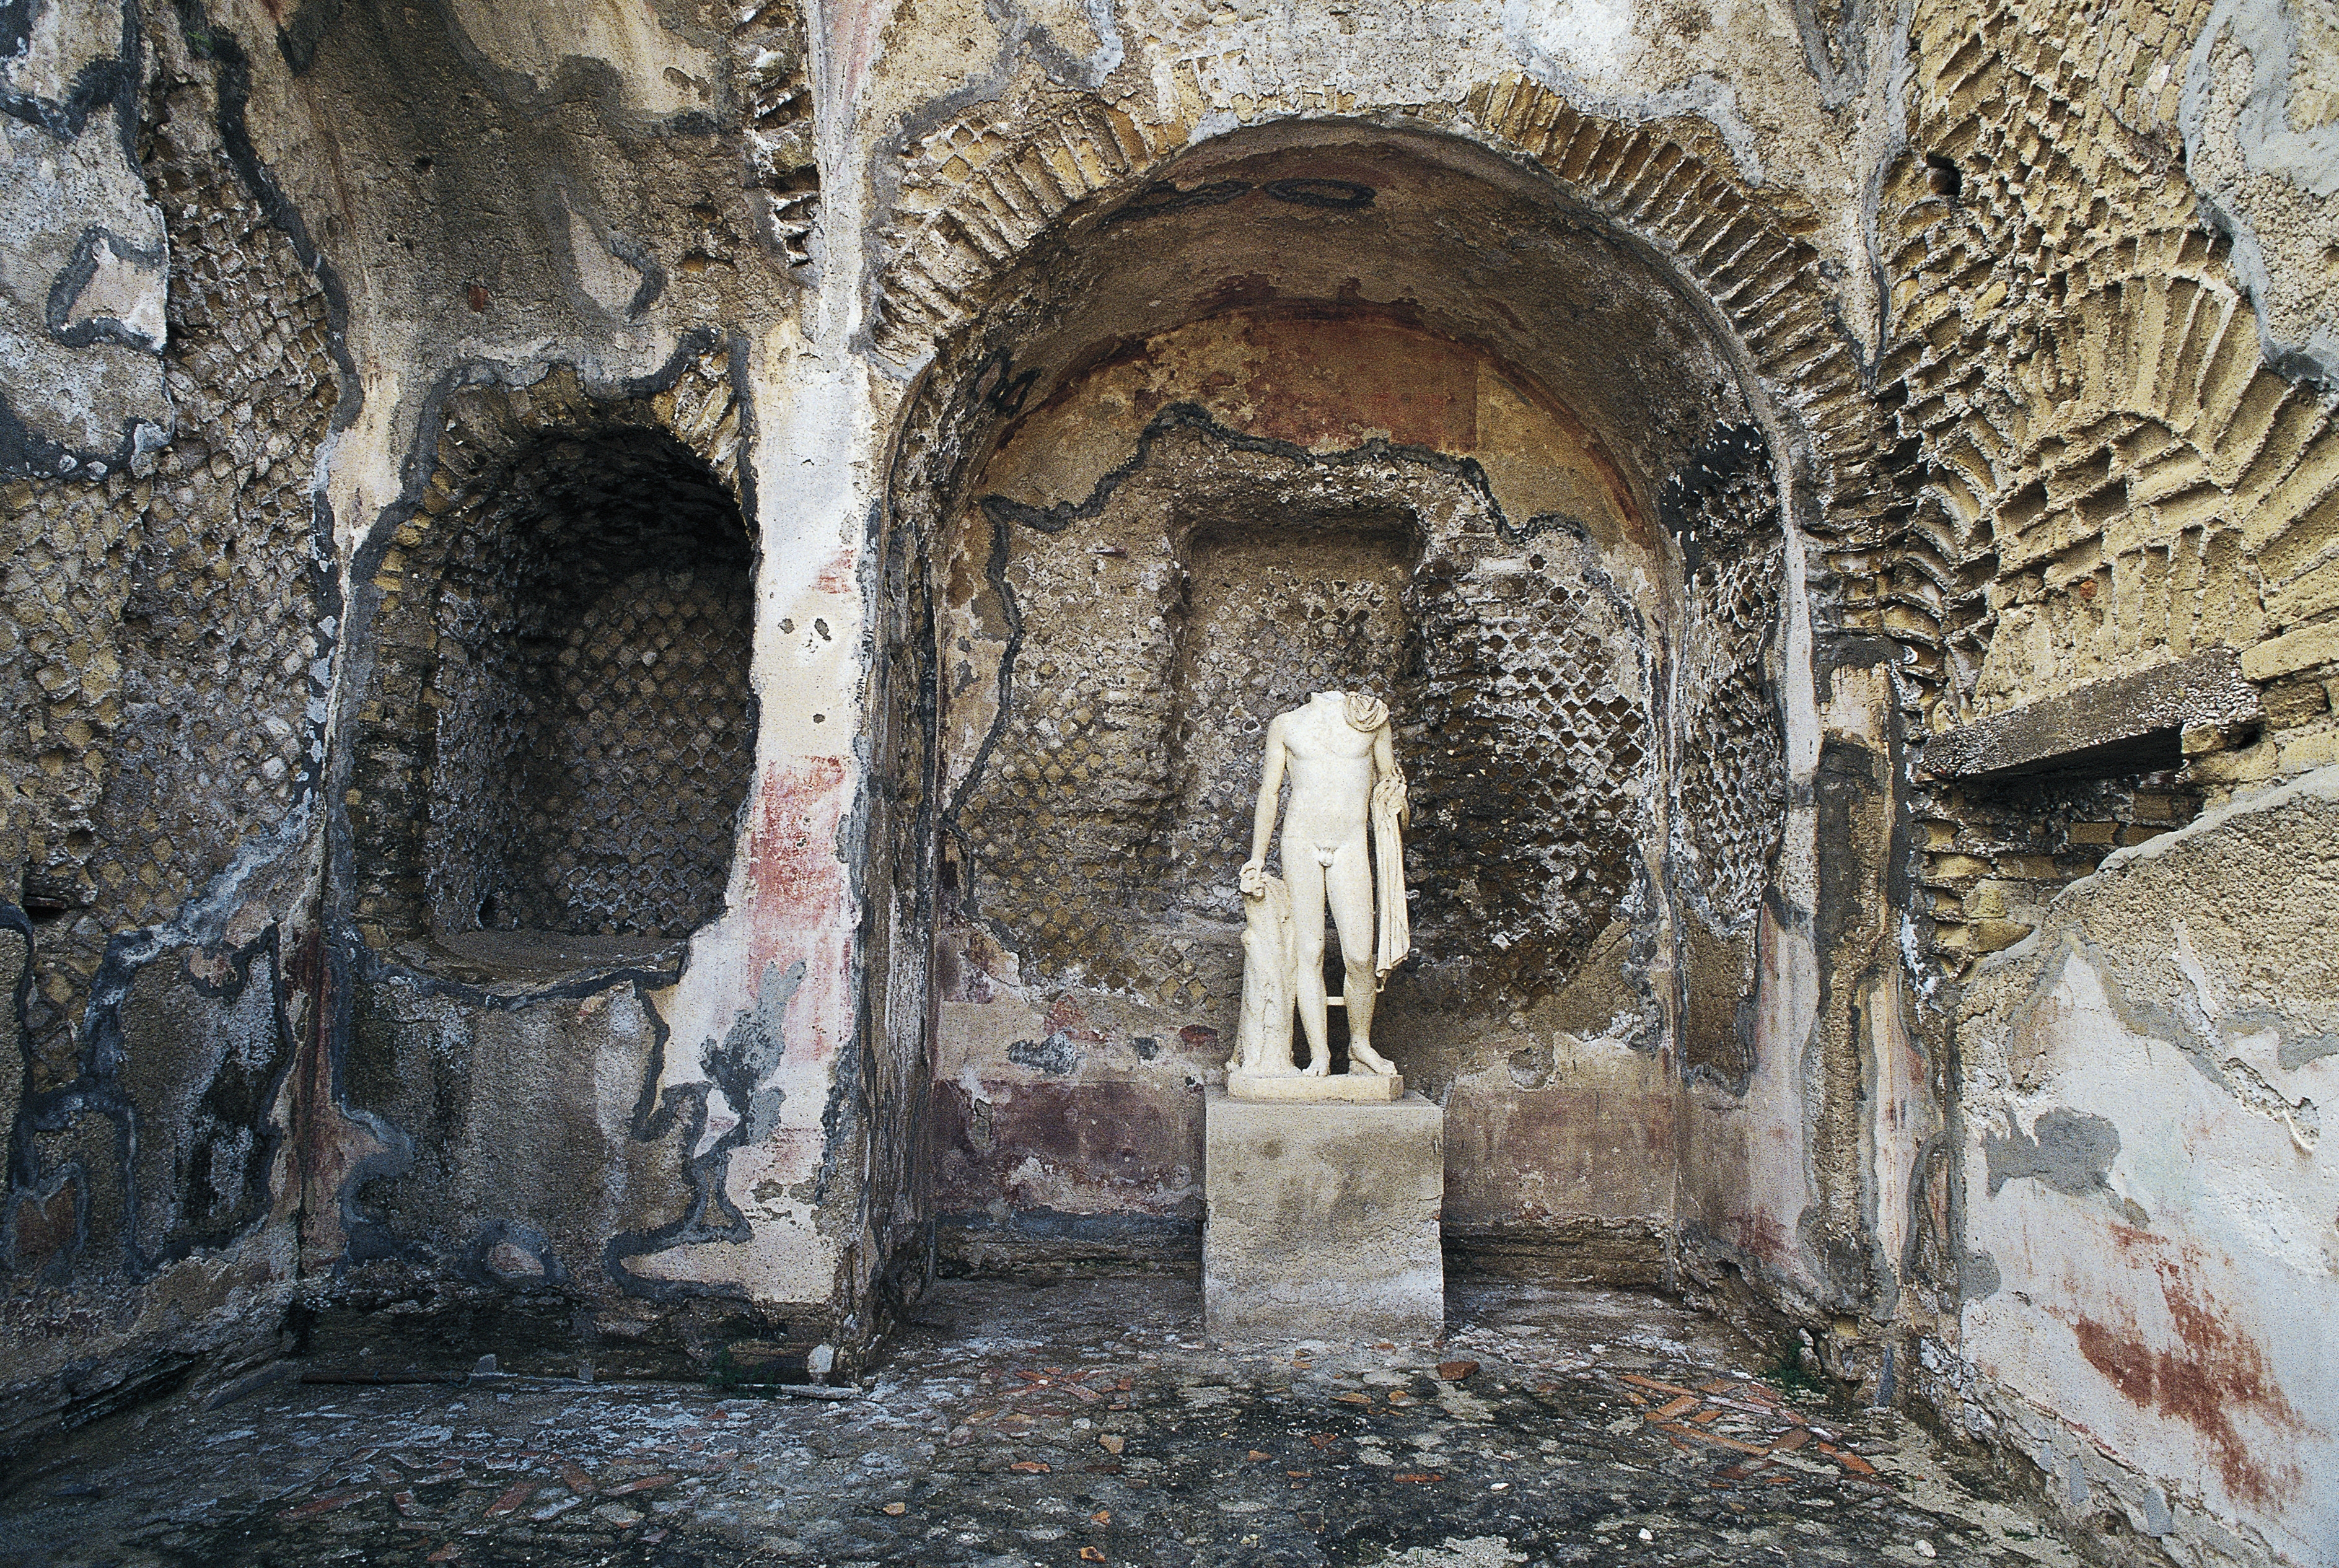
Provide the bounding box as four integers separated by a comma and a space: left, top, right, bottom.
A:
326, 354, 760, 1297
873, 120, 1836, 1297
347, 366, 759, 970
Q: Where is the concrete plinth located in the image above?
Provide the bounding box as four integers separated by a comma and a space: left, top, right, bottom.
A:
1202, 1088, 1444, 1344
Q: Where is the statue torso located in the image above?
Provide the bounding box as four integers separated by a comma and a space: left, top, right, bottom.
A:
1278, 694, 1376, 844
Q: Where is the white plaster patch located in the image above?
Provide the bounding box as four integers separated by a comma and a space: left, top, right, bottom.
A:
592, 986, 648, 1141
2183, 0, 2339, 379
0, 115, 169, 453
1375, 1536, 1529, 1567
59, 231, 165, 349
2, 0, 124, 103
957, 1062, 993, 1106
1504, 0, 1638, 79
1501, 0, 1771, 182
563, 200, 646, 317
695, 1089, 741, 1158
1020, 0, 1126, 84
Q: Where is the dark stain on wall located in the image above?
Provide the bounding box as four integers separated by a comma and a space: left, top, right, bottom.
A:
1983, 1106, 2121, 1198
931, 1078, 1205, 1271
4, 14, 351, 1449
120, 927, 299, 1265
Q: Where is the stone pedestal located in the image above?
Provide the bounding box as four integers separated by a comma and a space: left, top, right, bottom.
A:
1201, 1088, 1444, 1344
1223, 1069, 1403, 1102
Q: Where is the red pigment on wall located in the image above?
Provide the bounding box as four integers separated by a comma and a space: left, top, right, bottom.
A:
930, 1080, 1203, 1219
2068, 1234, 2309, 1510
742, 755, 854, 1062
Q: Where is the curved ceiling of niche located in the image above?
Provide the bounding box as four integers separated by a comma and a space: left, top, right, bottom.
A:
955, 120, 1762, 518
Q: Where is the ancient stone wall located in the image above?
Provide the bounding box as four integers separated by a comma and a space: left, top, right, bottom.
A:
1, 0, 861, 1439
4, 2, 2329, 1559
1883, 0, 2339, 969
1665, 423, 1789, 1088
1946, 772, 2339, 1564
1874, 0, 2339, 1555
318, 350, 800, 1372
2, 13, 344, 1450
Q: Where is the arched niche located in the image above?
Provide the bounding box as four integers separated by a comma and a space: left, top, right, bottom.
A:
349, 382, 758, 973
877, 121, 1802, 1279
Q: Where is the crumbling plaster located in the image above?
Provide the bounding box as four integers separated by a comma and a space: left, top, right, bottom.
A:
3, 0, 2335, 1561
1, 0, 1899, 1399
924, 331, 1698, 1266
1945, 766, 2339, 1567
850, 0, 1892, 344
2183, 0, 2339, 385
0, 0, 169, 468
866, 101, 1880, 1399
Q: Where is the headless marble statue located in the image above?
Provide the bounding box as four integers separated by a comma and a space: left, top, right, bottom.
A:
1229, 690, 1410, 1097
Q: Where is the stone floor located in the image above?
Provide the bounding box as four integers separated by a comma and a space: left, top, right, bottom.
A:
4, 1277, 2078, 1567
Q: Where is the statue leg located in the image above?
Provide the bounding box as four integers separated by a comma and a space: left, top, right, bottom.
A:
1285, 850, 1331, 1074
1326, 840, 1394, 1074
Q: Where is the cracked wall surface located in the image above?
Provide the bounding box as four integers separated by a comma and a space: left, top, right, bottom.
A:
2, 9, 343, 1453
1945, 771, 2339, 1565
1874, 0, 2339, 1556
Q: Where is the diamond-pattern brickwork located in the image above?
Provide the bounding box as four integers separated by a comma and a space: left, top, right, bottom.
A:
1407, 536, 1654, 1004
509, 567, 756, 932
0, 81, 336, 1088
347, 363, 756, 948
953, 494, 1185, 1000
950, 422, 1659, 1016
1668, 432, 1788, 935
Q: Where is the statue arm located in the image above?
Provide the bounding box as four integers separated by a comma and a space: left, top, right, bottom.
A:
1247, 716, 1287, 869
1372, 719, 1408, 825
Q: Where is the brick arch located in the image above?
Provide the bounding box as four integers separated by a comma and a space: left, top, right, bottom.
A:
1881, 0, 2339, 727
870, 100, 1866, 1292
871, 87, 1897, 613
867, 105, 1867, 1038
1880, 191, 2336, 727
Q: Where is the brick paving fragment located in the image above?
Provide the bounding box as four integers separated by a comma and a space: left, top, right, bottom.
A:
3, 1279, 2081, 1566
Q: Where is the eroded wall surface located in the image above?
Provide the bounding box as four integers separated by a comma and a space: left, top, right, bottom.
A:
0, 0, 1895, 1446
0, 0, 2333, 1559
1872, 0, 2339, 1557
1949, 772, 2338, 1566
928, 313, 1693, 1273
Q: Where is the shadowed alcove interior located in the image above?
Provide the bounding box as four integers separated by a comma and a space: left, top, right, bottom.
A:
875, 121, 1800, 1285
348, 405, 758, 974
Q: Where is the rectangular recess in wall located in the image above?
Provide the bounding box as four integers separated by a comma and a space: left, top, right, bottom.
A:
1924, 647, 2260, 782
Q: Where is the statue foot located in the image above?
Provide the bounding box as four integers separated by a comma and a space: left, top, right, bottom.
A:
1299, 1058, 1330, 1077
1349, 1043, 1397, 1075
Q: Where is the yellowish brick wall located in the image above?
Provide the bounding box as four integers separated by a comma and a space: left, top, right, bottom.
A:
1885, 0, 2339, 966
